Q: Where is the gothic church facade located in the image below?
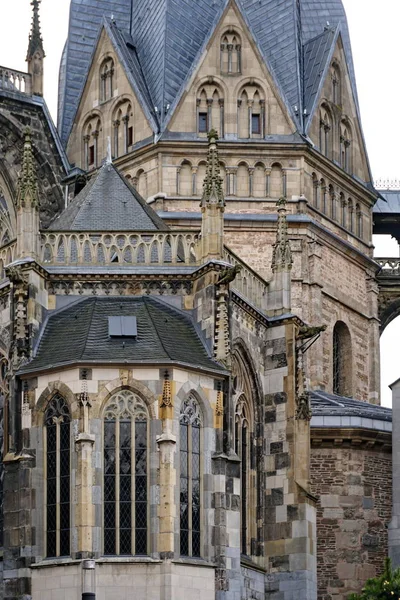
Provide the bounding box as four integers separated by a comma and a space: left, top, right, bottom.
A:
0, 1, 393, 599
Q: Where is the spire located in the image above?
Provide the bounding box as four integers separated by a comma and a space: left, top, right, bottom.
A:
17, 128, 39, 209
26, 0, 45, 95
27, 0, 44, 60
201, 129, 224, 208
271, 197, 293, 272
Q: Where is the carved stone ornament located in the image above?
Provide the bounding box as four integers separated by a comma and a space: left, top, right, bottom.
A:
297, 324, 327, 340
271, 197, 293, 272
215, 389, 224, 417
160, 374, 173, 408
200, 129, 225, 207
296, 391, 312, 421
217, 264, 241, 286
180, 394, 202, 425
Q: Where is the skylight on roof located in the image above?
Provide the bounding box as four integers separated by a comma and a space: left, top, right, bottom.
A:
108, 316, 137, 337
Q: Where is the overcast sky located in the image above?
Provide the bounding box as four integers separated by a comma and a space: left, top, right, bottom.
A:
0, 0, 399, 405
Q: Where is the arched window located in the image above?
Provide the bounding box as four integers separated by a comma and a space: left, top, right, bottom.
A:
348, 198, 354, 232
320, 178, 327, 213
235, 396, 251, 555
237, 84, 265, 139
319, 105, 332, 158
340, 121, 351, 172
0, 188, 13, 248
329, 184, 336, 220
177, 161, 192, 196
103, 389, 149, 556
113, 102, 133, 158
331, 62, 341, 105
253, 162, 266, 198
100, 58, 115, 102
82, 116, 102, 170
356, 203, 363, 238
220, 31, 241, 74
237, 162, 250, 197
45, 394, 71, 558
196, 85, 224, 137
312, 173, 319, 208
333, 321, 352, 396
270, 163, 284, 198
180, 394, 202, 557
340, 192, 346, 227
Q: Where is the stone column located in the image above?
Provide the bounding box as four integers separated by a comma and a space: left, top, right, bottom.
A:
367, 274, 380, 404
389, 378, 400, 566
157, 373, 176, 558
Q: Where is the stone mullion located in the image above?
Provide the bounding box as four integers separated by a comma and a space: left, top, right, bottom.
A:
248, 167, 254, 197
83, 135, 90, 171
207, 98, 213, 131
227, 44, 233, 73
260, 99, 265, 138
236, 44, 242, 73
191, 167, 197, 196
248, 101, 253, 138
115, 418, 120, 555
265, 168, 271, 197
219, 99, 225, 138
176, 167, 181, 196
131, 419, 136, 555
55, 419, 61, 557
93, 130, 99, 168
122, 115, 129, 154
113, 120, 120, 159
282, 169, 287, 197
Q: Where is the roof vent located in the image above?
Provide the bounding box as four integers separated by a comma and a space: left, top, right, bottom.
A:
108, 316, 137, 337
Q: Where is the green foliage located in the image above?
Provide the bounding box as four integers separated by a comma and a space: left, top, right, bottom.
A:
348, 559, 400, 599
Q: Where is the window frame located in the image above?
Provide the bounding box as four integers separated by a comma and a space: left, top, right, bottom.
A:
102, 389, 150, 557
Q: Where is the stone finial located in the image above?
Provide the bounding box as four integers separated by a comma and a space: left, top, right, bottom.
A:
201, 129, 224, 207
17, 128, 39, 210
271, 197, 292, 272
27, 0, 45, 60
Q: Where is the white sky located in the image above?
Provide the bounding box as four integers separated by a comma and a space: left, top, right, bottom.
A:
0, 0, 399, 405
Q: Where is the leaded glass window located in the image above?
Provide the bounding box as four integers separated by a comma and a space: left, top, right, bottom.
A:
103, 389, 149, 556
180, 395, 201, 557
235, 397, 250, 555
45, 394, 71, 558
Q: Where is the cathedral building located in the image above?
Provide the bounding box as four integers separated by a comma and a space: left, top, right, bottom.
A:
0, 1, 396, 599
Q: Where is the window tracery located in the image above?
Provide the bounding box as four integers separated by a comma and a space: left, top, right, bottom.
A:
180, 394, 201, 557
0, 189, 13, 248
220, 31, 242, 74
103, 389, 149, 556
45, 394, 71, 558
196, 84, 224, 137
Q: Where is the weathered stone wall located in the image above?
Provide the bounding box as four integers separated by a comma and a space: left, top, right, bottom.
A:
310, 444, 392, 600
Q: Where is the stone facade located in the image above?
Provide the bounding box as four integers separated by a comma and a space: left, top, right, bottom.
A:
0, 1, 395, 600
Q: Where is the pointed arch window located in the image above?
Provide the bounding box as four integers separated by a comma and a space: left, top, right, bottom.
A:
103, 389, 149, 556
45, 394, 71, 558
319, 106, 331, 158
238, 85, 265, 139
340, 121, 351, 173
235, 396, 251, 555
100, 58, 115, 102
331, 63, 341, 105
312, 173, 319, 208
220, 31, 242, 75
333, 321, 352, 396
180, 395, 202, 557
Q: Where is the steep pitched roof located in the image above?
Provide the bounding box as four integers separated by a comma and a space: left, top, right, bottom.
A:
374, 191, 400, 215
303, 26, 336, 116
59, 0, 359, 143
48, 162, 168, 231
19, 296, 225, 375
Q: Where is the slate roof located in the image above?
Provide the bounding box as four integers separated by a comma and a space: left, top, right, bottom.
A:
303, 26, 336, 116
374, 190, 400, 214
19, 296, 225, 375
59, 0, 358, 145
48, 161, 168, 231
311, 390, 392, 422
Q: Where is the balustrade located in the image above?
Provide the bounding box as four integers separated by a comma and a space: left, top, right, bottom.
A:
0, 67, 32, 95
40, 231, 200, 267
375, 257, 400, 276
223, 247, 268, 311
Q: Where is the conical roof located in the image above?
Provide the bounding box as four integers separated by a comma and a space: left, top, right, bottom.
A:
48, 162, 167, 231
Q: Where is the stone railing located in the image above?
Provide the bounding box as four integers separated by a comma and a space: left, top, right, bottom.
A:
40, 231, 200, 267
224, 246, 268, 310
375, 258, 400, 276
0, 67, 32, 95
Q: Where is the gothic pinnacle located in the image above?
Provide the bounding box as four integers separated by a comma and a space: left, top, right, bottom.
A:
17, 128, 39, 209
201, 129, 225, 207
27, 0, 45, 60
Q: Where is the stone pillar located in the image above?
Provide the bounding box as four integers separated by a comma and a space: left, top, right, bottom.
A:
200, 130, 225, 262
266, 198, 293, 316
75, 433, 95, 557
157, 373, 177, 558
367, 273, 380, 404
389, 377, 400, 566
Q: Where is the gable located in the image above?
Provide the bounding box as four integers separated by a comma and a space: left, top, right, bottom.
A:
66, 27, 154, 170
167, 2, 295, 137
307, 34, 371, 183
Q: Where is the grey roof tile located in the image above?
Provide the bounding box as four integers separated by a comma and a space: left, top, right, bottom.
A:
19, 296, 224, 375
303, 27, 336, 115
48, 162, 168, 231
311, 390, 392, 422
374, 191, 400, 214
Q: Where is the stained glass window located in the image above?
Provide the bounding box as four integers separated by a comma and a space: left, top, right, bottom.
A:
180, 395, 202, 557
103, 390, 148, 556
45, 394, 71, 558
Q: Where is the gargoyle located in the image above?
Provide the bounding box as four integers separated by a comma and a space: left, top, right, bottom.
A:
217, 264, 242, 286
297, 324, 327, 340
